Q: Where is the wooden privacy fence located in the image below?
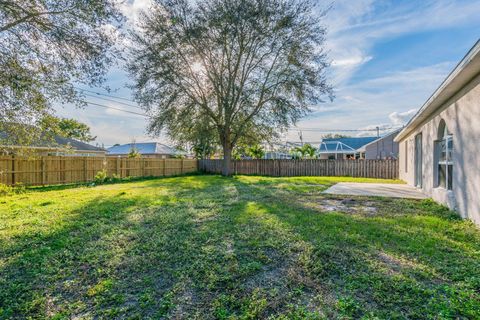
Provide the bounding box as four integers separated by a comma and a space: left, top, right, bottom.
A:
0, 156, 198, 186
199, 159, 399, 179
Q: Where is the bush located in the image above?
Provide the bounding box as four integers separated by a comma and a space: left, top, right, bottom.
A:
0, 183, 26, 196
109, 173, 121, 183
94, 170, 108, 184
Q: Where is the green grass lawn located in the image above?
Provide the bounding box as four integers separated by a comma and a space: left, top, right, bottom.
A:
1, 175, 479, 319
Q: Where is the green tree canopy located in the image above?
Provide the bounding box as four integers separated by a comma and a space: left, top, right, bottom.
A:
0, 0, 122, 146
47, 117, 96, 143
292, 143, 317, 159
246, 144, 265, 159
128, 0, 332, 175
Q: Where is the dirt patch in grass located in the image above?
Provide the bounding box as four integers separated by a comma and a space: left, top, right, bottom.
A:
302, 198, 379, 215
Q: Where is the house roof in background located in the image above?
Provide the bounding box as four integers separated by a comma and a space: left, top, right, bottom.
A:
52, 136, 105, 152
361, 128, 402, 150
107, 142, 183, 155
319, 137, 377, 153
0, 130, 104, 152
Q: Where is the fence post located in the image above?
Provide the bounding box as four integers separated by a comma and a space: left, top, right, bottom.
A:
181, 158, 184, 174
11, 155, 15, 185
41, 156, 46, 185
83, 157, 88, 182
142, 158, 145, 177
116, 157, 120, 176
163, 158, 166, 176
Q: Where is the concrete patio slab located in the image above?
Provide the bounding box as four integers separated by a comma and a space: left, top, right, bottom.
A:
323, 183, 427, 199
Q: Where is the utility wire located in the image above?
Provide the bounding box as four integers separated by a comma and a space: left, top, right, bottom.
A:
77, 90, 401, 134
85, 101, 149, 117
75, 87, 136, 102
83, 101, 400, 134
289, 127, 400, 132
82, 93, 144, 110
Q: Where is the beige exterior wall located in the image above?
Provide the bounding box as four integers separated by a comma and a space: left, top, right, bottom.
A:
365, 133, 399, 159
398, 72, 480, 224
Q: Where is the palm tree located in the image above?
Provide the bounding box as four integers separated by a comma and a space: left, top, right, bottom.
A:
292, 144, 317, 159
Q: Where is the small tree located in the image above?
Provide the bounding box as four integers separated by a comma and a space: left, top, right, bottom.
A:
45, 116, 97, 142
128, 140, 140, 158
247, 144, 265, 159
293, 143, 317, 159
128, 0, 332, 175
301, 143, 317, 159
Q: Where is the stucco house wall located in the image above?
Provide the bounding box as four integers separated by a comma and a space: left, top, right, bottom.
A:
397, 71, 480, 224
365, 131, 399, 159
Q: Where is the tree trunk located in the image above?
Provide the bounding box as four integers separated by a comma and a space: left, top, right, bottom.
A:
222, 144, 232, 176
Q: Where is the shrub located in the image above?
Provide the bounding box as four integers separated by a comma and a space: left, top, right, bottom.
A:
0, 183, 26, 196
94, 170, 108, 184
110, 173, 121, 183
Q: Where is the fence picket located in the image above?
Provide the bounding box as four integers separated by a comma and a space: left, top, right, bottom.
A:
199, 159, 398, 179
0, 156, 198, 186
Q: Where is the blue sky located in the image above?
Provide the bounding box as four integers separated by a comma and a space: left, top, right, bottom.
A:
54, 0, 480, 146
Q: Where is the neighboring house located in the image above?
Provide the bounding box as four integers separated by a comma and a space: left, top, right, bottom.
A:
107, 142, 185, 158
318, 137, 377, 159
395, 40, 480, 225
263, 151, 292, 159
363, 129, 401, 160
1, 135, 105, 157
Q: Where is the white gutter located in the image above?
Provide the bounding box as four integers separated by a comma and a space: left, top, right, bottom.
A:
395, 39, 480, 142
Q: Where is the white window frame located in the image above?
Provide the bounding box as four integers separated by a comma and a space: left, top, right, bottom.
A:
436, 124, 453, 190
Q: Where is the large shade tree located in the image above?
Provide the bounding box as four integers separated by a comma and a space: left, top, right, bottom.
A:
129, 0, 332, 175
0, 0, 121, 146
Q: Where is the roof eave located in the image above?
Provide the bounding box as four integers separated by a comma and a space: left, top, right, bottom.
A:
395, 39, 480, 142
363, 128, 402, 148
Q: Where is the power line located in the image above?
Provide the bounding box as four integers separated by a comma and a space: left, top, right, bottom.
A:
290, 127, 400, 132
75, 88, 400, 134
82, 102, 400, 134
75, 87, 136, 102
83, 93, 144, 110
85, 101, 149, 117
79, 96, 400, 135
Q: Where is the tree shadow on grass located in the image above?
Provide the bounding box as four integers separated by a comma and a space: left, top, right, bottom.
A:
230, 178, 480, 319
0, 194, 150, 318
1, 175, 480, 319
0, 177, 252, 319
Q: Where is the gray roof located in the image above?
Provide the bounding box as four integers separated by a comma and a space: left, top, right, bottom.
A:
107, 142, 183, 155
53, 136, 105, 152
361, 128, 401, 149
0, 130, 104, 152
319, 137, 377, 153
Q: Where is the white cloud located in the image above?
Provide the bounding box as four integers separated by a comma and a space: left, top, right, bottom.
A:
389, 109, 417, 126
283, 0, 480, 142
323, 0, 480, 84
331, 55, 373, 67
285, 61, 452, 142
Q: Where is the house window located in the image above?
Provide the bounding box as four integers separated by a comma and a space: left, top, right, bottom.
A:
435, 120, 453, 190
